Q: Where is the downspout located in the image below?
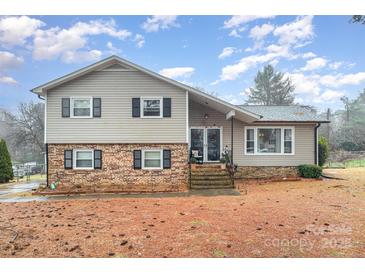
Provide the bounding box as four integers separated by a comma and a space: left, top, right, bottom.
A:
45, 144, 49, 187
314, 123, 321, 165
231, 117, 234, 165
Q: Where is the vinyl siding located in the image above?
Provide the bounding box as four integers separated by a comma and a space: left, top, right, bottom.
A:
46, 70, 187, 143
189, 100, 315, 166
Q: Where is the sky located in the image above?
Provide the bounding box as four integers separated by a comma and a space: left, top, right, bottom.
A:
1, 15, 365, 112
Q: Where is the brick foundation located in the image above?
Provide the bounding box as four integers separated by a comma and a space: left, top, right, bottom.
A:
47, 143, 188, 193
234, 166, 299, 179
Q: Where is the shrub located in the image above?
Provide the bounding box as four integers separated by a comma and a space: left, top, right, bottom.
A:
190, 157, 197, 164
298, 164, 322, 178
318, 136, 329, 167
0, 139, 13, 183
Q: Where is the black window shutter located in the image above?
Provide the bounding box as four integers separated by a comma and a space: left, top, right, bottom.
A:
163, 150, 171, 169
62, 98, 70, 118
163, 98, 171, 117
93, 98, 101, 117
133, 150, 141, 169
64, 150, 73, 169
132, 98, 140, 117
94, 150, 102, 169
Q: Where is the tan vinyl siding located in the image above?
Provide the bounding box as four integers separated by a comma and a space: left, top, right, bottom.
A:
189, 100, 315, 166
46, 70, 187, 143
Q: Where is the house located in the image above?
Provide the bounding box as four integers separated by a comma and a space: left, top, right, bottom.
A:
31, 55, 329, 193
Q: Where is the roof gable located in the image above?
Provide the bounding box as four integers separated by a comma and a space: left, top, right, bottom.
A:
31, 55, 261, 122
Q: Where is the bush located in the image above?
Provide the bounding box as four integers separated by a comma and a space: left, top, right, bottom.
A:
298, 164, 322, 178
318, 136, 329, 167
0, 139, 13, 183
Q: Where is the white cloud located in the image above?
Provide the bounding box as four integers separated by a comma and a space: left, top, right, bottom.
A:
302, 52, 316, 59
301, 57, 327, 71
0, 51, 24, 71
320, 72, 365, 88
106, 41, 121, 54
134, 34, 145, 48
273, 16, 314, 46
329, 61, 343, 70
228, 29, 242, 38
287, 73, 321, 96
223, 15, 275, 29
61, 50, 102, 64
141, 16, 179, 32
218, 47, 236, 59
0, 16, 44, 48
159, 67, 195, 79
318, 89, 344, 101
0, 76, 17, 85
33, 19, 131, 62
249, 23, 274, 40
218, 93, 242, 105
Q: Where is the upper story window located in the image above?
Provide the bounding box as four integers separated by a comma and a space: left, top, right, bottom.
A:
71, 98, 92, 118
245, 127, 294, 155
141, 98, 162, 118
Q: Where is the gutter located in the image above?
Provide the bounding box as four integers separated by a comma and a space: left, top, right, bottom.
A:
314, 123, 321, 165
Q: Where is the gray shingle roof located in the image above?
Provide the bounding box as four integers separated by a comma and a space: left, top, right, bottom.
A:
237, 105, 329, 122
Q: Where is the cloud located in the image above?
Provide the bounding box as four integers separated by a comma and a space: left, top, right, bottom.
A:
0, 51, 24, 71
0, 76, 17, 85
141, 16, 179, 32
228, 29, 242, 38
134, 34, 145, 48
159, 67, 195, 79
320, 72, 365, 88
302, 52, 316, 59
273, 16, 314, 46
301, 57, 327, 71
329, 61, 343, 70
223, 15, 275, 29
249, 23, 274, 40
33, 19, 131, 62
106, 41, 121, 54
318, 89, 344, 101
218, 47, 236, 59
0, 16, 44, 48
61, 50, 102, 64
287, 73, 321, 96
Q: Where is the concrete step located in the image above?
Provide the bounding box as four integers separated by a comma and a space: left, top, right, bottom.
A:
190, 175, 231, 181
190, 184, 234, 190
191, 170, 229, 176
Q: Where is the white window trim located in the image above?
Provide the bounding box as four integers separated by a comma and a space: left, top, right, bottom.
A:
244, 126, 295, 155
73, 149, 94, 169
70, 97, 93, 118
140, 97, 163, 118
142, 149, 163, 170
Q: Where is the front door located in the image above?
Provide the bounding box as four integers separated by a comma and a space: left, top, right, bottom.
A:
190, 127, 221, 162
206, 128, 221, 161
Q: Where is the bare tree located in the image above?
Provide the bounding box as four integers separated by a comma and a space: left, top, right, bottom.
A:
3, 102, 44, 162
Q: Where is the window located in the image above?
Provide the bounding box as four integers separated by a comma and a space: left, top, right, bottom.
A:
142, 150, 162, 169
284, 129, 293, 154
258, 128, 281, 153
246, 128, 255, 154
245, 127, 294, 155
71, 98, 92, 118
74, 150, 93, 169
141, 98, 162, 117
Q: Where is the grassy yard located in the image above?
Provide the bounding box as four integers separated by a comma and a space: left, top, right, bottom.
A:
0, 168, 364, 258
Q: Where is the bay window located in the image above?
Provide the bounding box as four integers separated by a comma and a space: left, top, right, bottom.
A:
245, 127, 294, 155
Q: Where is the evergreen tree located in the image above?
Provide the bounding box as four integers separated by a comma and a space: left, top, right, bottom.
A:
247, 65, 295, 105
0, 139, 13, 183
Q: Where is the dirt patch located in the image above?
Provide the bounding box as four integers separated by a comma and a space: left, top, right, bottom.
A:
0, 168, 364, 258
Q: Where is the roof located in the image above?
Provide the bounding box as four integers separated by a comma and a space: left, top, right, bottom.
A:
238, 105, 329, 123
31, 55, 261, 123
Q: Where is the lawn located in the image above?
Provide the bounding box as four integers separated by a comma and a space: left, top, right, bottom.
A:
0, 168, 364, 258
325, 159, 365, 168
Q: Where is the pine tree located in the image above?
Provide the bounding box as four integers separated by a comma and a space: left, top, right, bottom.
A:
0, 139, 13, 183
247, 65, 295, 105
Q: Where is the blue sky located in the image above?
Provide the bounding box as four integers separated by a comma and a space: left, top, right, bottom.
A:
1, 15, 365, 112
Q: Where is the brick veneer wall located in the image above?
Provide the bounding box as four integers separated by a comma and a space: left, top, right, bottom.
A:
47, 143, 188, 193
